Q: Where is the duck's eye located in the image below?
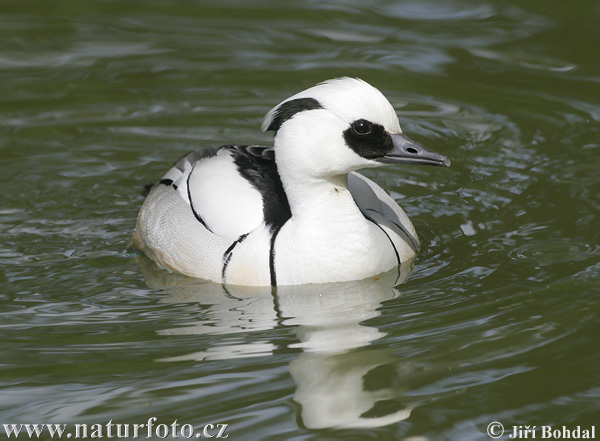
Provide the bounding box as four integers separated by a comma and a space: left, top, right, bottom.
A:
351, 119, 372, 136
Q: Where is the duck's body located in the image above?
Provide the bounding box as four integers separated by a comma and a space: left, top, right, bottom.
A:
133, 78, 449, 286
134, 145, 418, 286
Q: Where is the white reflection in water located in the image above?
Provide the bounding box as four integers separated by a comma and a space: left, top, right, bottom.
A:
140, 257, 414, 429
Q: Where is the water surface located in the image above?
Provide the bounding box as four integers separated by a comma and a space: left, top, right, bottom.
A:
1, 1, 598, 440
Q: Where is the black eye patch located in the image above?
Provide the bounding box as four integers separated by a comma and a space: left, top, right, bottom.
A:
343, 120, 393, 159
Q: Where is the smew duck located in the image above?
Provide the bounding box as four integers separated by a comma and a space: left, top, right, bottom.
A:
133, 77, 450, 286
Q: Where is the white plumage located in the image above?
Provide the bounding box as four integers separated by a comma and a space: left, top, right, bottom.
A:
133, 77, 449, 286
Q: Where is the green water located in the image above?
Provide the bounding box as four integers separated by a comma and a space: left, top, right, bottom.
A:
1, 1, 598, 440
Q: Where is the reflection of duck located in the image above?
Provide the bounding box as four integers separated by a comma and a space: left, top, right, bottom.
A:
290, 350, 412, 429
133, 77, 449, 286
141, 258, 415, 428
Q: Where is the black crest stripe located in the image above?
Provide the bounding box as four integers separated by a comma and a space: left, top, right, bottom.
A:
364, 215, 401, 266
221, 233, 250, 283
266, 98, 323, 133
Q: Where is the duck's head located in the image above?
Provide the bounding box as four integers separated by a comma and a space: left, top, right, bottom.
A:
262, 77, 450, 179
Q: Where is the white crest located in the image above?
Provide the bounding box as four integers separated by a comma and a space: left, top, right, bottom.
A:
262, 77, 402, 134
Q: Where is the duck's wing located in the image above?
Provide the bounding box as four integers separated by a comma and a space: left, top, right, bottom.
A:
348, 172, 420, 256
156, 145, 291, 241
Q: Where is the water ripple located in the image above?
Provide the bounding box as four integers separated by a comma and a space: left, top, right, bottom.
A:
510, 240, 597, 265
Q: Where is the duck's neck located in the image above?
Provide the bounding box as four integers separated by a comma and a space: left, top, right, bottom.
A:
280, 171, 362, 223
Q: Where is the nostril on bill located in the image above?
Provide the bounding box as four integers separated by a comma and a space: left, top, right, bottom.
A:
406, 146, 418, 154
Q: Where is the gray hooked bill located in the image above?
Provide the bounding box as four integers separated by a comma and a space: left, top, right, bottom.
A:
377, 133, 451, 167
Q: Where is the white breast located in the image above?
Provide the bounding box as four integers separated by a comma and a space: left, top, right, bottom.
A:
261, 171, 418, 286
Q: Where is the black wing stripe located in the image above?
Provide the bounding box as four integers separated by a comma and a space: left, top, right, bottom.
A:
186, 165, 212, 232
221, 233, 250, 283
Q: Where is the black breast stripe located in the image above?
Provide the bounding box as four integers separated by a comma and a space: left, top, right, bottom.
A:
227, 144, 292, 287
364, 215, 401, 266
221, 233, 250, 283
269, 223, 286, 287
229, 145, 291, 229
